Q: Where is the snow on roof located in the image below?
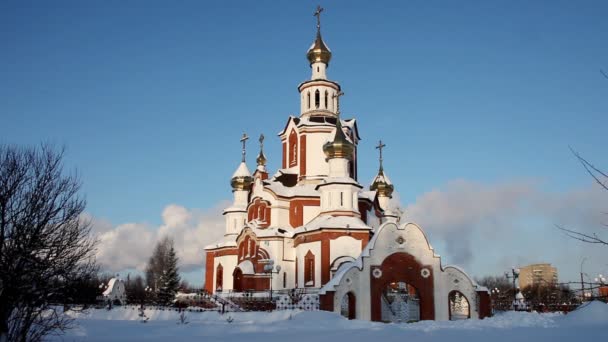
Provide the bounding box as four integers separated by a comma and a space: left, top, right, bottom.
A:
102, 278, 118, 296
265, 179, 319, 198
232, 162, 252, 178
237, 260, 255, 275
204, 236, 238, 250
315, 177, 361, 188
358, 190, 376, 202
293, 215, 370, 234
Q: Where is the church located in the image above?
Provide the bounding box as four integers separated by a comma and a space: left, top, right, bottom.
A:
204, 7, 491, 322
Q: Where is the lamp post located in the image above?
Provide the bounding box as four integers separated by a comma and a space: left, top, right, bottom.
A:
580, 257, 587, 302
264, 260, 281, 301
505, 268, 521, 310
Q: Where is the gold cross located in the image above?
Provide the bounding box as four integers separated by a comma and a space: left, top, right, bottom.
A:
240, 133, 249, 162
376, 140, 386, 171
314, 5, 324, 30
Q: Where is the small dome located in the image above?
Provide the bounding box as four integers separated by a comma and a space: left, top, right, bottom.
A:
256, 151, 267, 167
307, 32, 332, 66
370, 170, 394, 198
323, 120, 354, 159
230, 162, 253, 191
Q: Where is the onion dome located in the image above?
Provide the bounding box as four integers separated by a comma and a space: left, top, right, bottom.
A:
323, 119, 354, 159
256, 151, 267, 167
256, 134, 267, 168
370, 169, 394, 198
307, 31, 332, 66
230, 162, 253, 191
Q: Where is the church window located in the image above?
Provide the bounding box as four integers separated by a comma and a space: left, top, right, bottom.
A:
340, 192, 343, 207
283, 272, 287, 288
317, 66, 320, 72
307, 92, 310, 109
315, 89, 320, 108
304, 250, 315, 287
216, 264, 223, 291
324, 90, 328, 108
289, 129, 298, 167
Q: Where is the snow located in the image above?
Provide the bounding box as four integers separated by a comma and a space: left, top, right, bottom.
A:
292, 215, 370, 234
232, 162, 252, 178
51, 301, 608, 341
102, 278, 117, 296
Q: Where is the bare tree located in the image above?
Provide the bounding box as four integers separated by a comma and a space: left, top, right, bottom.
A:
0, 144, 97, 342
557, 148, 608, 246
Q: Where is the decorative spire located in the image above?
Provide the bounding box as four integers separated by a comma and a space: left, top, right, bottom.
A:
376, 140, 386, 172
240, 133, 249, 163
307, 6, 332, 66
256, 134, 267, 167
323, 92, 354, 159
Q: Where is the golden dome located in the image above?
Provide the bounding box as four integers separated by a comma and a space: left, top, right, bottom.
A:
370, 170, 394, 198
230, 162, 253, 191
307, 32, 332, 66
256, 151, 267, 166
323, 119, 354, 159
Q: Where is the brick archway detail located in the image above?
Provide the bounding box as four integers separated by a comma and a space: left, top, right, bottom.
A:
370, 252, 435, 321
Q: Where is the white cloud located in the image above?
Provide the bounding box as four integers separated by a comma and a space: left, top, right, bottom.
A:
404, 179, 608, 281
92, 201, 229, 275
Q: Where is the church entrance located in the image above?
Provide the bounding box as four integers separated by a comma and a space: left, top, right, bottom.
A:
233, 268, 244, 292
381, 281, 420, 322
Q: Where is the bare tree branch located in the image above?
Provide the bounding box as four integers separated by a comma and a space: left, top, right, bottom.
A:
556, 224, 608, 245
569, 146, 608, 191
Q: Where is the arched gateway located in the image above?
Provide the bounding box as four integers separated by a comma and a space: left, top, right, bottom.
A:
319, 222, 491, 321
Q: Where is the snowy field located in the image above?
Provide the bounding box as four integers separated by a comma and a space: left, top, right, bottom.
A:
52, 301, 608, 342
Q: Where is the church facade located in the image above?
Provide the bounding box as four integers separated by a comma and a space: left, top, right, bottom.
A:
204, 7, 490, 321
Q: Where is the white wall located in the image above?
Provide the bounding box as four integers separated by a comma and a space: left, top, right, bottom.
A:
296, 241, 321, 288
213, 254, 238, 292
303, 205, 320, 225
330, 236, 362, 266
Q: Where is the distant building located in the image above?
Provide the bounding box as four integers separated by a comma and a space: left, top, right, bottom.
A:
519, 264, 558, 289
99, 278, 127, 305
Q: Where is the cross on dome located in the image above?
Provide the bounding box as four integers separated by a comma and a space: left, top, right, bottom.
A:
240, 133, 249, 162
314, 5, 324, 31
376, 140, 386, 171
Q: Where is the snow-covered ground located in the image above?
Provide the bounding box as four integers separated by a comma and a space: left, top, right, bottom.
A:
53, 301, 608, 342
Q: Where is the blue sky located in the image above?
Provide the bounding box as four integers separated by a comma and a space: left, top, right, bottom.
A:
1, 1, 607, 286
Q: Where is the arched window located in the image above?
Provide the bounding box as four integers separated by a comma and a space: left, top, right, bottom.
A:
324, 90, 328, 108
304, 250, 315, 287
315, 89, 320, 108
216, 264, 223, 291
288, 129, 298, 167
307, 92, 310, 109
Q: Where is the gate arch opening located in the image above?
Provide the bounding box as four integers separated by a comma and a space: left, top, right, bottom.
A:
381, 281, 420, 322
340, 292, 356, 320
448, 290, 471, 320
